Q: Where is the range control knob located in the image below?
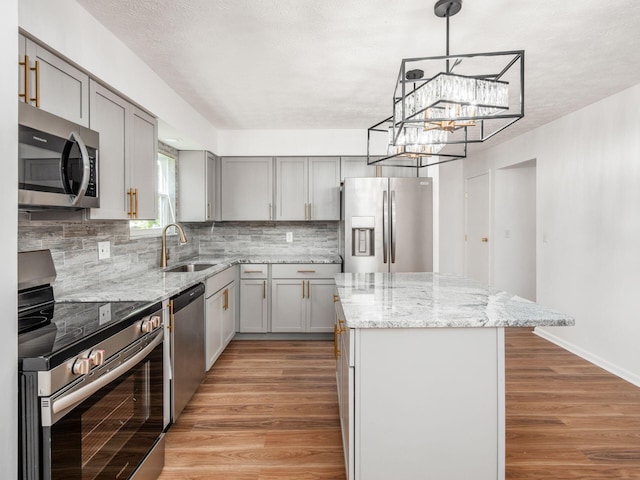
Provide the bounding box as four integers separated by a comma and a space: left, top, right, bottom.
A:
140, 318, 153, 334
150, 315, 162, 329
89, 349, 105, 367
72, 357, 91, 375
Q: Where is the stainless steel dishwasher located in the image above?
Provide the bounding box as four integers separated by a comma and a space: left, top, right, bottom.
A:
170, 283, 206, 421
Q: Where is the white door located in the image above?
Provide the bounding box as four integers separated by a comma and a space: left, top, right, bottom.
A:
465, 173, 491, 284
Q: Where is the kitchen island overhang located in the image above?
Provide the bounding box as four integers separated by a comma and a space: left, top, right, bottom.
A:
333, 272, 574, 480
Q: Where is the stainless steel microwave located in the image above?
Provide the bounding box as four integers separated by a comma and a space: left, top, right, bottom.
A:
19, 102, 99, 209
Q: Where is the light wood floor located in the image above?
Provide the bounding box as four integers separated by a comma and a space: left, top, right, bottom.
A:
158, 329, 640, 479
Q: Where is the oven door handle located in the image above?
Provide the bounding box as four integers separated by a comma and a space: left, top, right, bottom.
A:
44, 330, 163, 426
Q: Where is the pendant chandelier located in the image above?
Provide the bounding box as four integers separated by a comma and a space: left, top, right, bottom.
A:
367, 0, 524, 168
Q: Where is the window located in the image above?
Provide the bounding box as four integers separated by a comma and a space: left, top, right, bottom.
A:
130, 152, 176, 236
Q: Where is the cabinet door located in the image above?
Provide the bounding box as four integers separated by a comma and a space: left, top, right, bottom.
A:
222, 282, 237, 345
307, 279, 337, 332
276, 157, 307, 220
221, 157, 273, 221
340, 156, 376, 182
25, 39, 89, 126
130, 106, 158, 220
308, 157, 340, 221
205, 290, 224, 371
88, 81, 129, 220
240, 279, 268, 333
271, 279, 306, 332
178, 151, 216, 222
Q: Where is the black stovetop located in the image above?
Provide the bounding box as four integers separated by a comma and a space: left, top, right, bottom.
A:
18, 300, 157, 370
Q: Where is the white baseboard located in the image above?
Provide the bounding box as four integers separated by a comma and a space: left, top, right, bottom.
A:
534, 327, 640, 388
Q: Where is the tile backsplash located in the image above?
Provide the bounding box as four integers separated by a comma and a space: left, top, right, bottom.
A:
18, 212, 338, 295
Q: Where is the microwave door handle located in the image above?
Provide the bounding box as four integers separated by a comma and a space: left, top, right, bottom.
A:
68, 132, 91, 207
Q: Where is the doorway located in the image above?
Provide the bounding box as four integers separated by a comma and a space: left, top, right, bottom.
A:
464, 172, 490, 284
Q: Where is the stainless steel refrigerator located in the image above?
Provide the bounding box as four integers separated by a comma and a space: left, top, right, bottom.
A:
341, 177, 433, 273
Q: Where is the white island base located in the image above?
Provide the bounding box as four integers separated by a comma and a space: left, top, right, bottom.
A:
340, 326, 505, 480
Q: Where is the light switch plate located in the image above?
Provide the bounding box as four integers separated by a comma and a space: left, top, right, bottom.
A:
98, 241, 110, 260
286, 232, 293, 243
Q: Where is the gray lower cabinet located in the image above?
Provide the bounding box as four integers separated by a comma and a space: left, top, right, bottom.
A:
221, 157, 274, 220
239, 264, 269, 333
205, 267, 237, 370
271, 264, 341, 333
19, 35, 90, 126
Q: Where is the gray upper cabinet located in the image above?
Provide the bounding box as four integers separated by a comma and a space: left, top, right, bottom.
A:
19, 35, 89, 126
341, 156, 376, 181
276, 157, 307, 220
276, 156, 340, 221
221, 157, 274, 221
178, 151, 217, 222
88, 80, 158, 220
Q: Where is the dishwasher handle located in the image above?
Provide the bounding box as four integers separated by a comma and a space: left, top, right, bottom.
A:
171, 283, 205, 312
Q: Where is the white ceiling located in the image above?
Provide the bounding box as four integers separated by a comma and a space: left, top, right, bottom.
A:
76, 0, 640, 149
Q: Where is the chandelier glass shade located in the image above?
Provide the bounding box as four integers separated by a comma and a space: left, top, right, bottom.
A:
367, 1, 525, 168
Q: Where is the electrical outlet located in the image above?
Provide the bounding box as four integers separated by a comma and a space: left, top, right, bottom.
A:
286, 232, 293, 243
99, 303, 112, 325
98, 241, 110, 260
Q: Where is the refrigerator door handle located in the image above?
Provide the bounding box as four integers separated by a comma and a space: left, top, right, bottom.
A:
383, 190, 388, 264
391, 190, 397, 264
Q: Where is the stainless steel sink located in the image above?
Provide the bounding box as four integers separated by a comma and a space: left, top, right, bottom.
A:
164, 263, 217, 273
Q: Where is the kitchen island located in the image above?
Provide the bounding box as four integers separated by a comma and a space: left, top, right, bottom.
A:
333, 272, 574, 480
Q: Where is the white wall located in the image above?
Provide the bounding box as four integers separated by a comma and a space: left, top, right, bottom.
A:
448, 83, 640, 386
494, 161, 536, 301
1, 1, 19, 477
18, 0, 219, 153
217, 129, 370, 157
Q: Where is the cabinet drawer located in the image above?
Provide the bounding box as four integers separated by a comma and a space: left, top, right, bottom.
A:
240, 264, 269, 279
205, 265, 238, 296
271, 263, 341, 279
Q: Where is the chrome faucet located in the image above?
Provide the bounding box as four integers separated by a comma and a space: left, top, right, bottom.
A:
161, 223, 188, 268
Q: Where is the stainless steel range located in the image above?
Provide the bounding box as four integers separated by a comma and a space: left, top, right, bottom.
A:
18, 250, 165, 480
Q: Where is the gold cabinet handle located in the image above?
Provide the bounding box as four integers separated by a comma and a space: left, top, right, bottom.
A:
223, 288, 229, 311
30, 60, 40, 107
481, 237, 489, 243
333, 294, 340, 303
333, 324, 340, 359
263, 280, 266, 299
244, 269, 264, 274
19, 55, 29, 103
306, 280, 310, 299
127, 188, 134, 217
297, 269, 316, 273
134, 188, 139, 218
301, 280, 305, 298
168, 300, 174, 333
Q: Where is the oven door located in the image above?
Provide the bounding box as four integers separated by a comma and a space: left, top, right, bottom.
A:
41, 331, 163, 480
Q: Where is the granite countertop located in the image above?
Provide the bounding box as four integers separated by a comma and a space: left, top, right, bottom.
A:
335, 272, 575, 329
59, 254, 342, 303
